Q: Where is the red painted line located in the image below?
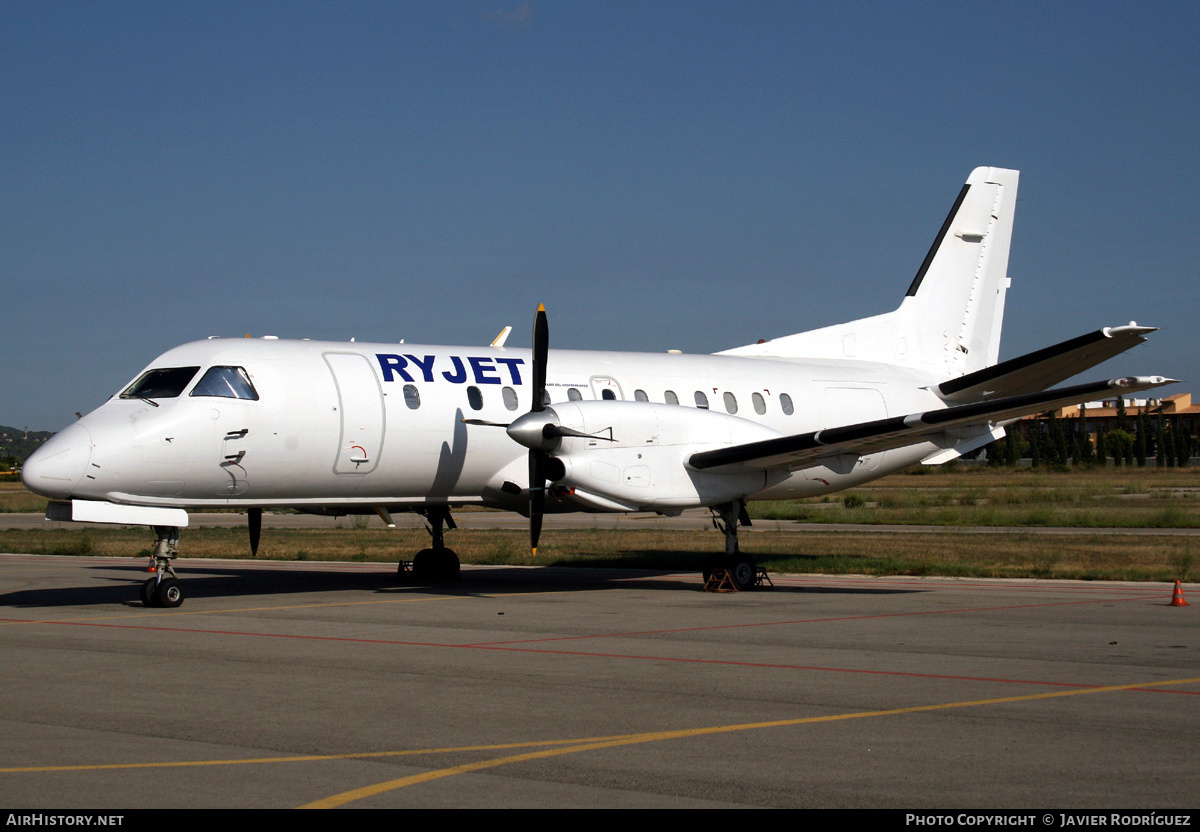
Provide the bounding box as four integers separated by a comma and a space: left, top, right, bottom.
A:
465, 593, 1162, 646
461, 644, 1200, 695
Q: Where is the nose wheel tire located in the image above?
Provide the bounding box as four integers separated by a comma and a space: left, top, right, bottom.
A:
142, 576, 184, 608
140, 577, 156, 607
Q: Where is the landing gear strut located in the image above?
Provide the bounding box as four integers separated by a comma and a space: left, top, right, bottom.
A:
409, 506, 460, 582
704, 500, 758, 591
141, 525, 184, 608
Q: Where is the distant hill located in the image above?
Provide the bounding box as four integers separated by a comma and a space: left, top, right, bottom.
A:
0, 425, 56, 469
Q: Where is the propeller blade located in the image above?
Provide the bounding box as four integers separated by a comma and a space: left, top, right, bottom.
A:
529, 450, 545, 555
531, 304, 548, 413
462, 418, 511, 427
248, 508, 262, 557
529, 305, 550, 552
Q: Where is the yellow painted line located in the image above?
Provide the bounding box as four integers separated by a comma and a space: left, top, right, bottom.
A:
0, 738, 608, 774
300, 675, 1200, 808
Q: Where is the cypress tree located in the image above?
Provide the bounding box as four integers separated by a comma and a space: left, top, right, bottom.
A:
1079, 411, 1095, 465
1156, 416, 1167, 467
1048, 413, 1068, 466
1136, 408, 1148, 467
1176, 421, 1190, 467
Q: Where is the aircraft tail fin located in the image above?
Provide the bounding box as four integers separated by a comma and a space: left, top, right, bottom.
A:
719, 167, 1020, 380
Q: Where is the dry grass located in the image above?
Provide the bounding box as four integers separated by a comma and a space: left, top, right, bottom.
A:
752, 465, 1200, 528
0, 482, 50, 513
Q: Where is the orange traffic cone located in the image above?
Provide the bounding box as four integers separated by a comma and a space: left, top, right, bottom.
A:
146, 560, 157, 573
1169, 581, 1189, 607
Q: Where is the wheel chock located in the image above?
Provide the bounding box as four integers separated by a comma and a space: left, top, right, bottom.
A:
704, 569, 738, 592
754, 567, 774, 589
1169, 581, 1190, 607
704, 567, 774, 592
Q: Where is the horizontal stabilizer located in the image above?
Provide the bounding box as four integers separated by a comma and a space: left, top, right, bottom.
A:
689, 375, 1176, 472
937, 325, 1157, 404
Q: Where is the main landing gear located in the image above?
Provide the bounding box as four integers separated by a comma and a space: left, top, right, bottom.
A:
141, 525, 184, 608
405, 506, 461, 582
703, 500, 761, 592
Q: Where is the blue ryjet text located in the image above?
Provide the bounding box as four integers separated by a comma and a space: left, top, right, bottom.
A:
376, 354, 525, 385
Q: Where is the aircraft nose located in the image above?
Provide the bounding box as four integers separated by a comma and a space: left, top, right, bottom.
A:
21, 423, 93, 500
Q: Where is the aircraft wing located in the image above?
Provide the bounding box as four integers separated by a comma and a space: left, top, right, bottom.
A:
688, 375, 1175, 472
936, 325, 1156, 404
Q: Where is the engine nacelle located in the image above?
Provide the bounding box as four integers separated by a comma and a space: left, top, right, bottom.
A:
539, 401, 788, 511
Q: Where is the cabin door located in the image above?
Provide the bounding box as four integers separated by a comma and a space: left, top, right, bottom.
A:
324, 353, 386, 475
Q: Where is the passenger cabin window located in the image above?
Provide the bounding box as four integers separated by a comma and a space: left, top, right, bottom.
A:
122, 367, 200, 400
634, 389, 648, 402
568, 388, 583, 401
403, 384, 421, 409
665, 390, 679, 405
467, 386, 484, 411
502, 386, 519, 411
694, 391, 709, 409
190, 366, 259, 400
752, 392, 766, 415
780, 393, 795, 415
601, 389, 616, 400
723, 392, 738, 414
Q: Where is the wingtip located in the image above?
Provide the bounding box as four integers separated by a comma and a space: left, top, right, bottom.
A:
1111, 375, 1179, 388
1102, 323, 1160, 338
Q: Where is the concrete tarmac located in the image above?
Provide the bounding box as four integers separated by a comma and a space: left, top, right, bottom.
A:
0, 553, 1197, 809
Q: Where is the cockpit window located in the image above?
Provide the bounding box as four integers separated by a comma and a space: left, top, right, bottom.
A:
190, 366, 259, 400
120, 367, 200, 400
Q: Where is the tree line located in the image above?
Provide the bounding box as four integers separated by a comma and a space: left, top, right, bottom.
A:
986, 405, 1193, 468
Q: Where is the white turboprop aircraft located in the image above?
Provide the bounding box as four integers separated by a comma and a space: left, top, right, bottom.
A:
22, 167, 1173, 607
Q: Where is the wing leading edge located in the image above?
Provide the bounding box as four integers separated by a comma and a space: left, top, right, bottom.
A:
688, 375, 1176, 473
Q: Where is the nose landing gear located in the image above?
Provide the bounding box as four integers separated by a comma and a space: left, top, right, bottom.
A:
141, 525, 184, 608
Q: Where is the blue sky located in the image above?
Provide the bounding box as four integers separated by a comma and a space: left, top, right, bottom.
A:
4, 1, 1197, 429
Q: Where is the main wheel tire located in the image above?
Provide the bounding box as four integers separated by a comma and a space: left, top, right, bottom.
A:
413, 548, 460, 582
411, 548, 437, 580
727, 557, 757, 591
141, 577, 159, 607
439, 548, 461, 581
154, 577, 184, 608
